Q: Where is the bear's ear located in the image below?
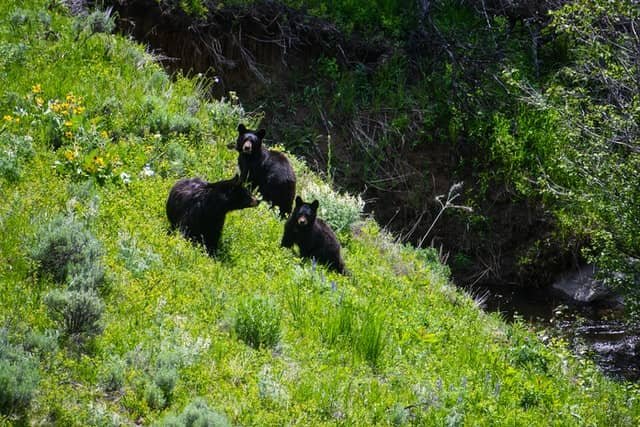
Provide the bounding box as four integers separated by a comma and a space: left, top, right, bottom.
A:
310, 200, 319, 212
295, 196, 303, 207
238, 124, 247, 134
256, 129, 266, 139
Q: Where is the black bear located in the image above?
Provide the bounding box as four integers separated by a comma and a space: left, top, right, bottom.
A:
235, 124, 296, 217
281, 196, 346, 274
166, 174, 258, 255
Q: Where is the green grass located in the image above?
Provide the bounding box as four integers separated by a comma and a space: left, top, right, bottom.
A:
0, 1, 639, 425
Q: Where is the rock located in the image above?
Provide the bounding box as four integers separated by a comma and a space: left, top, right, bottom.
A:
552, 264, 616, 303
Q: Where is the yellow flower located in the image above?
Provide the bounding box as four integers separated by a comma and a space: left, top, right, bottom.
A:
64, 131, 73, 138
35, 97, 44, 107
100, 130, 109, 138
3, 115, 12, 122
32, 84, 42, 94
64, 150, 75, 161
74, 106, 85, 114
66, 93, 74, 102
64, 120, 73, 127
94, 156, 105, 167
14, 117, 20, 123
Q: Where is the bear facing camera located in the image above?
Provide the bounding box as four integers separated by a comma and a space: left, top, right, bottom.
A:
281, 196, 346, 274
235, 124, 296, 218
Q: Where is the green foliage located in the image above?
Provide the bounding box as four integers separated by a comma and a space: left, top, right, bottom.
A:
100, 357, 126, 393
0, 333, 40, 416
72, 7, 116, 37
233, 295, 282, 349
0, 133, 34, 182
301, 180, 364, 236
44, 289, 105, 339
157, 398, 231, 427
30, 214, 105, 290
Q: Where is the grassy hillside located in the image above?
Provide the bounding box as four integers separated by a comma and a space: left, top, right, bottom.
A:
1, 1, 639, 425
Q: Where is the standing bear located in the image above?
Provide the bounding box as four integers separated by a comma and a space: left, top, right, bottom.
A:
281, 196, 346, 274
166, 174, 258, 255
235, 124, 296, 217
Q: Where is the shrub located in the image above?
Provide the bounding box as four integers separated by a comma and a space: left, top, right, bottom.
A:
145, 382, 167, 410
44, 289, 104, 339
0, 336, 40, 416
153, 366, 178, 402
0, 133, 34, 182
30, 215, 105, 289
73, 8, 116, 36
100, 357, 126, 393
233, 296, 282, 350
22, 329, 58, 357
156, 398, 231, 427
301, 181, 364, 235
118, 232, 162, 277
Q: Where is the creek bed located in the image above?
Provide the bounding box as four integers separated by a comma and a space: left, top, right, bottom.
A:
471, 283, 640, 382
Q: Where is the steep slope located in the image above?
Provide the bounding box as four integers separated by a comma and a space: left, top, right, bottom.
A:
0, 1, 639, 425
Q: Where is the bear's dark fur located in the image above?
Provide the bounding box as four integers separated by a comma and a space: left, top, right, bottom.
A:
235, 124, 296, 217
167, 174, 258, 255
281, 196, 346, 274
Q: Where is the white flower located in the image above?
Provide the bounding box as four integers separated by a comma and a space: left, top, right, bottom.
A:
140, 164, 155, 178
120, 172, 131, 184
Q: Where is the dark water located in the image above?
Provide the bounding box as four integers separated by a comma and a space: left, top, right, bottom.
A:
469, 284, 640, 382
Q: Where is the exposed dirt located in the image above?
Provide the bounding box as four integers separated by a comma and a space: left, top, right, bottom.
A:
105, 0, 577, 287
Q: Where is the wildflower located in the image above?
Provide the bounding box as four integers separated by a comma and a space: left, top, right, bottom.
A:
94, 156, 105, 167
74, 106, 85, 114
32, 84, 42, 94
64, 150, 76, 161
35, 97, 44, 107
64, 120, 73, 127
64, 131, 73, 138
140, 164, 155, 178
120, 172, 131, 184
100, 130, 109, 139
3, 115, 13, 122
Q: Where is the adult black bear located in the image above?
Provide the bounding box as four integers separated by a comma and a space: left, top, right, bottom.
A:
166, 174, 258, 255
235, 124, 296, 217
281, 196, 346, 274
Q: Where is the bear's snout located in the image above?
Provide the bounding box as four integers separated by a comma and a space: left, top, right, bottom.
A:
297, 216, 308, 226
242, 140, 252, 153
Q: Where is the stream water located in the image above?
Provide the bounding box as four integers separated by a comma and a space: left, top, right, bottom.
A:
470, 284, 640, 382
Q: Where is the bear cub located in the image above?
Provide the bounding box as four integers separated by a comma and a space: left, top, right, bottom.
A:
235, 124, 296, 217
281, 196, 346, 274
167, 174, 258, 255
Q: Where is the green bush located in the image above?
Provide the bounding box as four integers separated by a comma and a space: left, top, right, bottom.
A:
157, 398, 231, 427
100, 357, 126, 393
72, 8, 116, 36
44, 289, 105, 339
30, 215, 105, 289
0, 133, 34, 182
0, 335, 40, 416
301, 180, 364, 235
145, 382, 167, 410
233, 296, 282, 350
